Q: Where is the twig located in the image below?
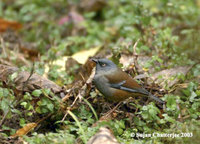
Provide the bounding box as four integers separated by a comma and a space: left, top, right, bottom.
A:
133, 38, 140, 56
62, 92, 71, 102
185, 61, 200, 78
61, 95, 80, 122
61, 110, 69, 122
71, 93, 80, 107
22, 62, 35, 93
0, 110, 9, 127
36, 113, 52, 124
132, 39, 140, 75
176, 100, 183, 122
0, 36, 7, 57
104, 102, 122, 118
79, 72, 86, 82
77, 67, 95, 101
61, 68, 96, 122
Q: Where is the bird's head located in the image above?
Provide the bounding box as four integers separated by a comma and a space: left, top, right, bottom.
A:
91, 58, 118, 75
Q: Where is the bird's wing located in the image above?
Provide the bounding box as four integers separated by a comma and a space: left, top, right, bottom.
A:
105, 68, 141, 89
105, 69, 165, 104
109, 81, 165, 104
105, 69, 148, 95
109, 80, 149, 95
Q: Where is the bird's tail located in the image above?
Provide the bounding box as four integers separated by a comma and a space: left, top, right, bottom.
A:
149, 93, 165, 104
133, 88, 165, 105
114, 85, 165, 105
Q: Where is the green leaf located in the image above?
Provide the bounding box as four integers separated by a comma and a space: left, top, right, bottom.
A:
32, 89, 42, 97
20, 118, 26, 126
41, 107, 48, 113
0, 88, 3, 98
36, 107, 41, 113
11, 109, 21, 115
42, 88, 51, 96
182, 89, 190, 96
47, 103, 54, 112
163, 114, 175, 123
27, 112, 33, 116
166, 95, 176, 110
192, 102, 200, 110
24, 92, 32, 100
21, 102, 27, 108
0, 99, 10, 112
10, 72, 18, 81
196, 90, 200, 96
190, 91, 197, 102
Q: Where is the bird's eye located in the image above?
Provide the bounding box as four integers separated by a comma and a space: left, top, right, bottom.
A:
100, 63, 106, 67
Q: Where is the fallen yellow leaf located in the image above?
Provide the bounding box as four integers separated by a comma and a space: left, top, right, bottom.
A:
44, 46, 101, 76
11, 123, 37, 137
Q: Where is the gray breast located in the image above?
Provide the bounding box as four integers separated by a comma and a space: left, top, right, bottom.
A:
93, 75, 113, 97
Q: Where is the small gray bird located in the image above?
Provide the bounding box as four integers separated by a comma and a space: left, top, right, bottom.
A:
92, 58, 164, 106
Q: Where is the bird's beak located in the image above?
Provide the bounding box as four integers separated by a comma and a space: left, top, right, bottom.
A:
91, 58, 98, 63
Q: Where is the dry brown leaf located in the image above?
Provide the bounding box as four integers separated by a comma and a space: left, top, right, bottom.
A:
19, 42, 39, 61
1, 28, 39, 61
10, 51, 31, 66
0, 18, 22, 32
76, 67, 95, 101
149, 66, 191, 88
105, 26, 119, 36
80, 0, 107, 12
120, 54, 192, 88
0, 64, 62, 94
87, 127, 119, 144
120, 54, 153, 73
119, 54, 134, 69
11, 123, 37, 137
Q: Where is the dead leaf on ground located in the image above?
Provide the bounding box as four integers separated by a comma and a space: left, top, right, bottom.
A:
44, 45, 101, 75
10, 51, 31, 66
0, 18, 22, 32
120, 54, 154, 73
120, 54, 192, 89
0, 64, 62, 95
62, 66, 95, 102
1, 29, 39, 61
65, 57, 81, 76
0, 29, 20, 43
10, 123, 37, 138
119, 54, 134, 69
0, 59, 14, 66
72, 46, 101, 64
73, 58, 96, 82
19, 42, 39, 61
137, 56, 155, 73
80, 0, 107, 12
87, 127, 119, 144
105, 26, 119, 36
148, 66, 191, 88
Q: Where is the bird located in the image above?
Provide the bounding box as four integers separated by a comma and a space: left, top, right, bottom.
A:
91, 58, 165, 106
